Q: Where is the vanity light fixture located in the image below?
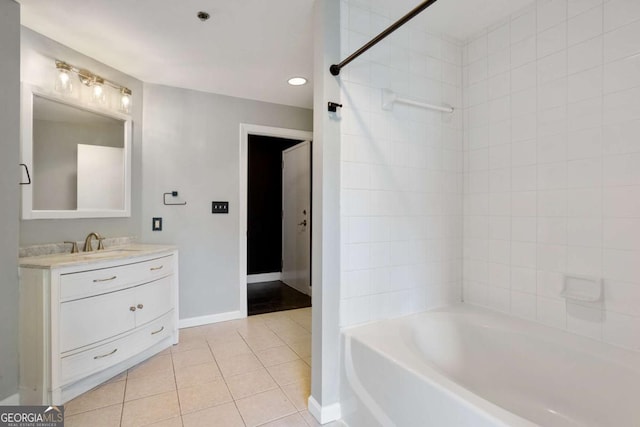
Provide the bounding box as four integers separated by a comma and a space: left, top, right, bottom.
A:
90, 76, 106, 106
120, 87, 132, 113
287, 77, 307, 86
53, 59, 132, 112
54, 61, 73, 95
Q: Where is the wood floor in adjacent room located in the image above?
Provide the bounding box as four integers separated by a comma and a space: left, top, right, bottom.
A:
247, 281, 312, 316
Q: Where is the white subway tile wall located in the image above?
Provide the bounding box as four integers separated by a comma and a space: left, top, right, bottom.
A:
339, 0, 464, 327
463, 0, 640, 351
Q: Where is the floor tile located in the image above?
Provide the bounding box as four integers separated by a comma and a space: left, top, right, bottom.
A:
66, 381, 126, 416
235, 388, 297, 427
216, 352, 263, 378
125, 369, 176, 402
171, 348, 214, 369
121, 390, 180, 427
65, 403, 122, 427
299, 411, 321, 427
179, 326, 205, 340
260, 413, 309, 427
177, 377, 233, 415
146, 416, 184, 427
266, 360, 310, 387
205, 329, 244, 346
209, 339, 252, 360
278, 331, 311, 346
269, 323, 309, 341
174, 361, 222, 389
225, 368, 278, 400
287, 339, 311, 359
127, 353, 173, 379
104, 371, 127, 384
182, 402, 245, 427
242, 331, 286, 352
158, 348, 172, 356
255, 346, 300, 367
171, 334, 210, 354
281, 379, 310, 411
66, 307, 318, 427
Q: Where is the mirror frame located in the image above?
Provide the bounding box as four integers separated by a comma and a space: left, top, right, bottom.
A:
20, 83, 132, 219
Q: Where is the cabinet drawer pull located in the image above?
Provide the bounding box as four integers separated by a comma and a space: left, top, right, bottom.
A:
93, 348, 118, 359
137, 304, 144, 309
93, 276, 117, 283
150, 265, 164, 271
129, 306, 136, 312
151, 326, 165, 335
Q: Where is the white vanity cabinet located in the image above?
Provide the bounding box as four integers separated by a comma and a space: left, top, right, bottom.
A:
19, 246, 179, 405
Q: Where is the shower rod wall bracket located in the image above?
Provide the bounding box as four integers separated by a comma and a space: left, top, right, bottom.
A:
329, 0, 439, 76
328, 102, 343, 112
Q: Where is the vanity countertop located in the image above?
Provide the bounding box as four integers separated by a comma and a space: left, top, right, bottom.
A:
19, 244, 177, 269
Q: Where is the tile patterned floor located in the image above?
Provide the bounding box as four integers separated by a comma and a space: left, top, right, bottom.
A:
64, 307, 339, 427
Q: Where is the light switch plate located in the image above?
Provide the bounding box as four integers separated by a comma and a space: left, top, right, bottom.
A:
212, 201, 229, 214
152, 217, 163, 231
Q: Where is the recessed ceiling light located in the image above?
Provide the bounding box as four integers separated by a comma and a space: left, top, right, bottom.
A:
288, 77, 307, 86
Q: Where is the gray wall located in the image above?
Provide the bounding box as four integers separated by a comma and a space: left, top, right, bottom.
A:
20, 27, 144, 245
141, 84, 313, 320
0, 0, 21, 402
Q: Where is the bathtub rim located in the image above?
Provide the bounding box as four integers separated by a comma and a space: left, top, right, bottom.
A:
342, 303, 640, 427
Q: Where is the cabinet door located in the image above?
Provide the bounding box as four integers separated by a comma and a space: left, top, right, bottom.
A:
60, 287, 136, 353
133, 276, 173, 326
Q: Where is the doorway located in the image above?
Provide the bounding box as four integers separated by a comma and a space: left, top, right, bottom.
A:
247, 136, 311, 315
239, 124, 313, 317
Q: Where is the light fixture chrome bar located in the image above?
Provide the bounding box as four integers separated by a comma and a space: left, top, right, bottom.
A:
55, 60, 131, 94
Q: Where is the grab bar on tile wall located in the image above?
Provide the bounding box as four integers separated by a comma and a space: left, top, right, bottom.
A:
382, 89, 454, 113
329, 0, 440, 76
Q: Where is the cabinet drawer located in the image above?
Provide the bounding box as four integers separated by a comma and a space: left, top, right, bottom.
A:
60, 255, 173, 301
60, 276, 174, 353
60, 287, 136, 353
60, 311, 174, 386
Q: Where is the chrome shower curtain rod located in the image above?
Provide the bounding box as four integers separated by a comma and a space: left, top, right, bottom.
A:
329, 0, 439, 76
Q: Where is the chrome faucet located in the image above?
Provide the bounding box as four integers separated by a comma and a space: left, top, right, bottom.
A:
83, 232, 105, 252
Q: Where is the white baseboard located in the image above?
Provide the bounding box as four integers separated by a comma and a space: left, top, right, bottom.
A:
0, 393, 19, 406
308, 396, 341, 424
247, 272, 281, 284
179, 310, 243, 329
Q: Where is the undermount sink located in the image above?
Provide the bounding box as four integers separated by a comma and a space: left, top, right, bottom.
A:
77, 249, 141, 259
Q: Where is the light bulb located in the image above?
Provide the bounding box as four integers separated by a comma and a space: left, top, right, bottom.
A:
120, 87, 132, 113
90, 77, 106, 105
54, 61, 73, 95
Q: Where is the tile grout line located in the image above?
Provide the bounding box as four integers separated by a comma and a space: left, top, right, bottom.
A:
209, 335, 250, 426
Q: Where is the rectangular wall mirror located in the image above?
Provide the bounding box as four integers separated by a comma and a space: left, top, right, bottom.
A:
21, 84, 132, 219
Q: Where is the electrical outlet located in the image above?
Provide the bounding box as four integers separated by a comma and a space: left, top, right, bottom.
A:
152, 217, 163, 231
212, 201, 229, 214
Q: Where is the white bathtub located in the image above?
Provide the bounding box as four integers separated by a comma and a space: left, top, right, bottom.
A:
340, 305, 640, 427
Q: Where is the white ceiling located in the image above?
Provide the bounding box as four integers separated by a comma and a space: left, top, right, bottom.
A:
19, 0, 533, 110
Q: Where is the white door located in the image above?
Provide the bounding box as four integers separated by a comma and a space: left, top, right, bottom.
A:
282, 141, 311, 296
